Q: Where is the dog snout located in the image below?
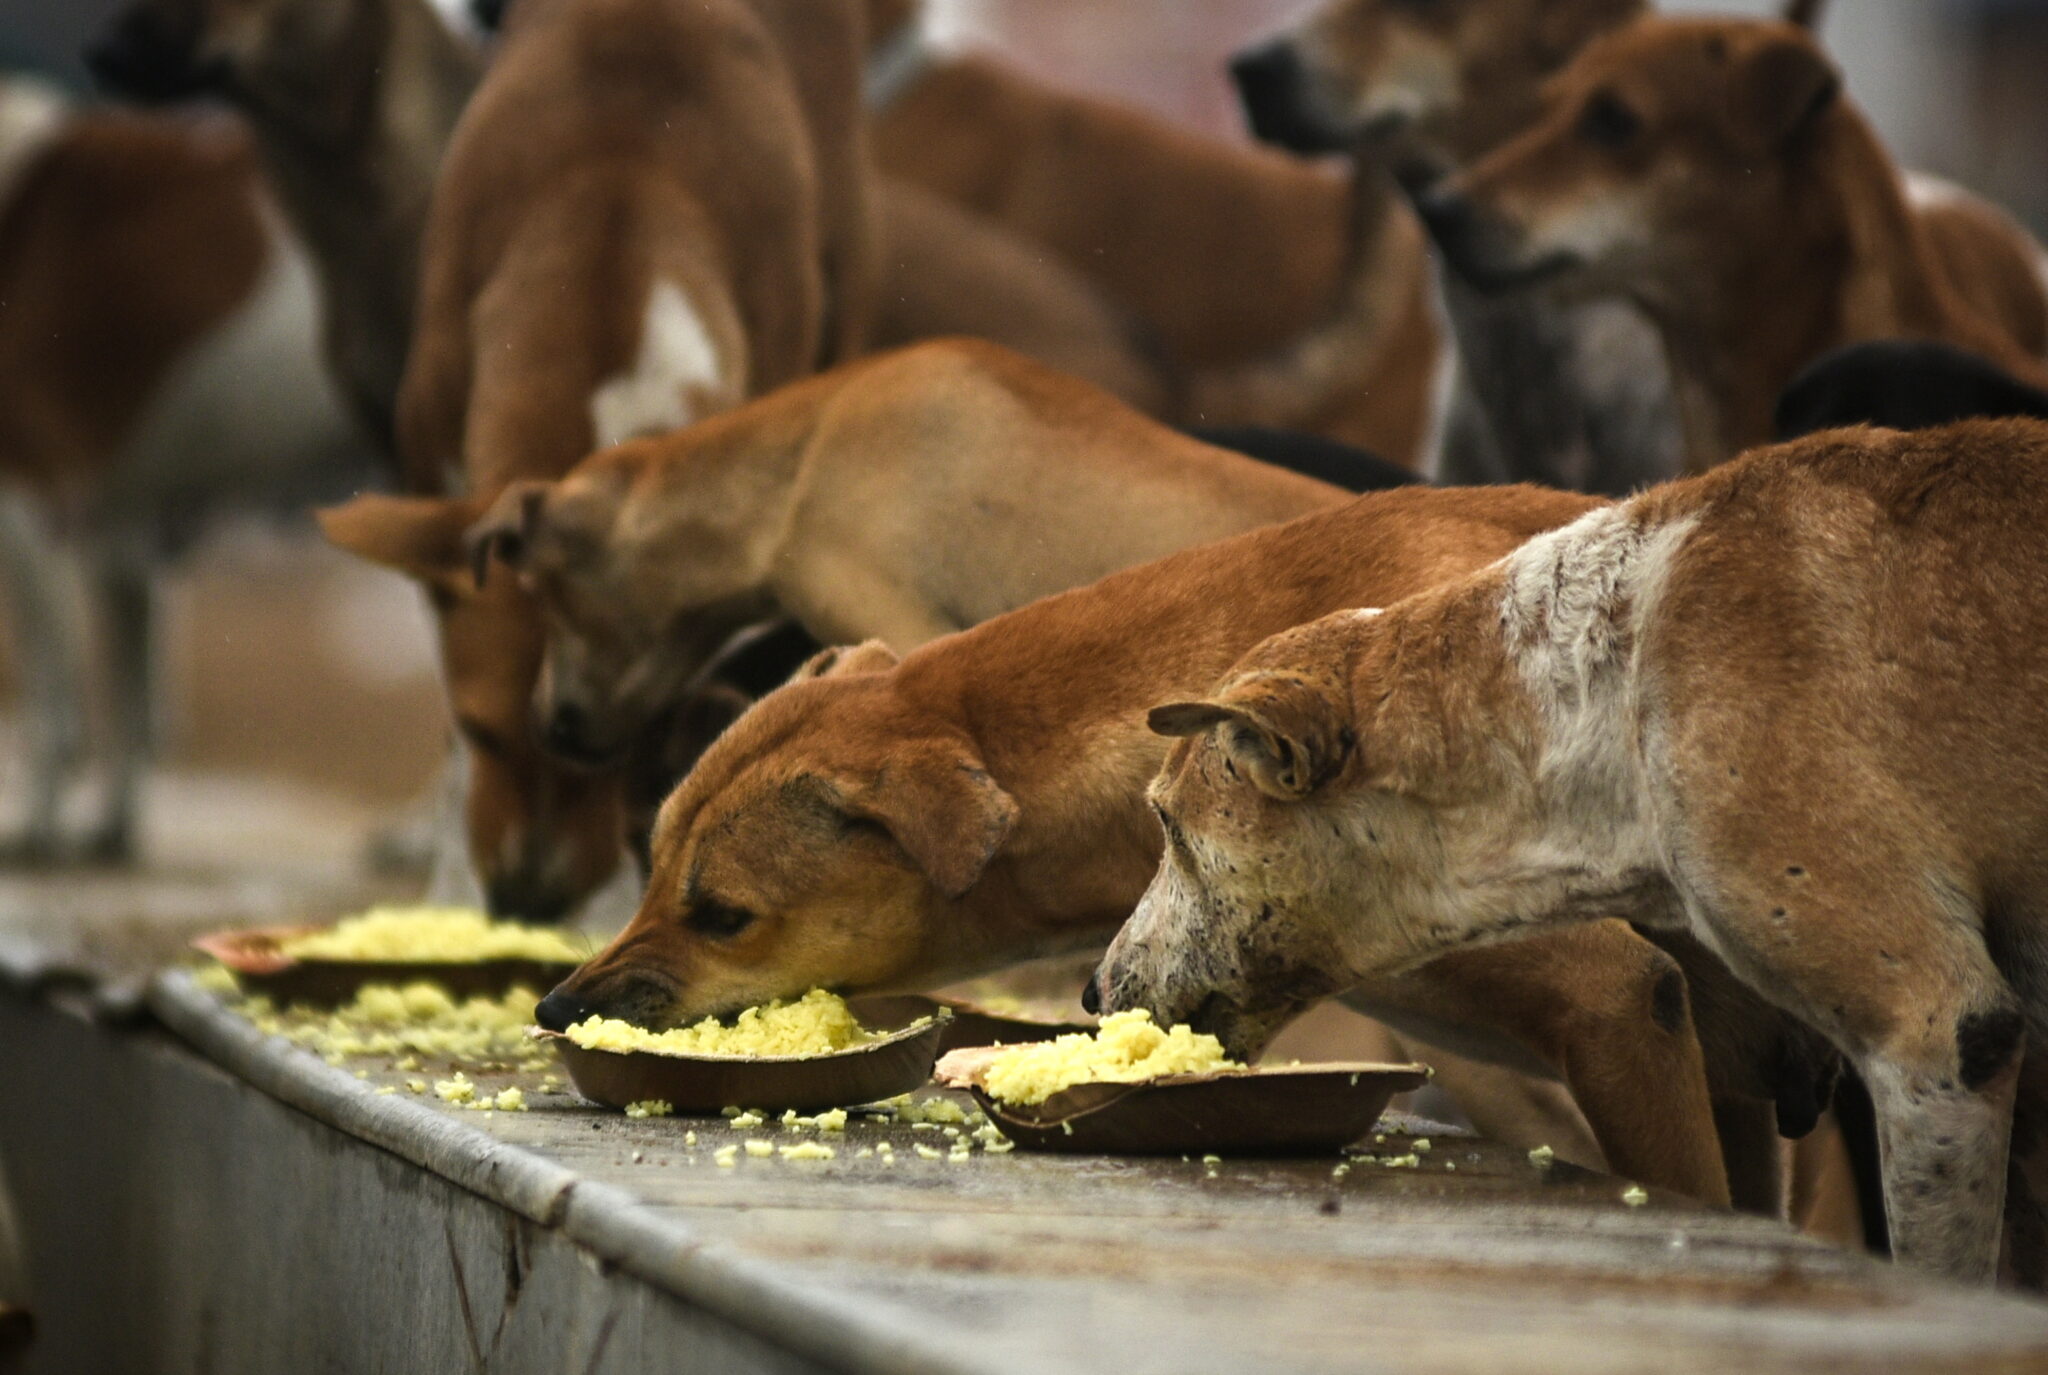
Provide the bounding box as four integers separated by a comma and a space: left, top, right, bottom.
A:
534, 986, 594, 1032
85, 8, 220, 102
1080, 965, 1103, 1017
1231, 41, 1348, 156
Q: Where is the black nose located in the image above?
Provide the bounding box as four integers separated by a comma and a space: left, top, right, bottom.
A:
1080, 968, 1103, 1017
544, 701, 590, 753
471, 0, 511, 30
1230, 40, 1348, 155
534, 987, 593, 1032
1412, 186, 1477, 248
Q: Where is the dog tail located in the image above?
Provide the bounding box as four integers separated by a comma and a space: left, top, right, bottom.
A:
1784, 0, 1828, 29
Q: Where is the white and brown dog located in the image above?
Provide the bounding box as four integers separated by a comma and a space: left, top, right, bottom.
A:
0, 82, 371, 862
1106, 419, 2048, 1286
321, 0, 875, 920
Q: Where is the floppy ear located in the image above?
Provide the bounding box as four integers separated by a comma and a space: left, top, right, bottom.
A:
791, 640, 902, 684
316, 494, 481, 588
1149, 675, 1352, 802
830, 746, 1018, 898
465, 480, 552, 589
1729, 30, 1839, 155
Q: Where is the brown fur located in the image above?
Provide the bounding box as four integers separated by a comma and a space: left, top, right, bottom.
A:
546, 482, 1760, 1205
325, 0, 873, 920
1416, 17, 2048, 470
872, 50, 1435, 460
1112, 419, 2048, 1283
0, 112, 266, 500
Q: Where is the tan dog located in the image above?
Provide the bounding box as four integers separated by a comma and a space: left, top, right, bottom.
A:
454, 340, 1355, 766
0, 86, 371, 861
322, 0, 874, 920
531, 481, 1860, 1206
1411, 17, 2048, 473
89, 0, 485, 453
1106, 419, 2048, 1285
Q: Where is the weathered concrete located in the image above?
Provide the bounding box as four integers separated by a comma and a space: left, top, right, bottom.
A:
12, 970, 2040, 1374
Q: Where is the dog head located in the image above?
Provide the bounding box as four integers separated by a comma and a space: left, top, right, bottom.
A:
533, 644, 1023, 1031
463, 440, 776, 769
320, 494, 627, 923
1095, 605, 1537, 1059
88, 0, 383, 115
1231, 0, 1646, 172
1410, 17, 1842, 299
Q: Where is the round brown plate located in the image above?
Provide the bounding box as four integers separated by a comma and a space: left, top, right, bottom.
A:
192, 924, 582, 1008
925, 995, 1093, 1053
964, 1062, 1431, 1156
535, 995, 952, 1114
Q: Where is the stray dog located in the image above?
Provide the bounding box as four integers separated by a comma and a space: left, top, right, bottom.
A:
88, 0, 485, 454
868, 32, 1434, 461
1777, 340, 2048, 439
322, 0, 874, 920
1234, 0, 2048, 491
0, 85, 371, 861
1410, 16, 2048, 473
533, 480, 1845, 1207
453, 339, 1383, 768
1105, 419, 2048, 1285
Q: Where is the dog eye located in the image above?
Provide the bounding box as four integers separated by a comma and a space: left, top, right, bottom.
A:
687, 899, 757, 939
1577, 91, 1641, 149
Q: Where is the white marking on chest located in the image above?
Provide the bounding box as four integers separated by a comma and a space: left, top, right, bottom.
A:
589, 279, 724, 450
1904, 171, 1967, 212
0, 79, 69, 218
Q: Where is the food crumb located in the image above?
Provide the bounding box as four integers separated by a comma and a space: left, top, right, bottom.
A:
684, 1131, 698, 1147
1528, 1145, 1555, 1170
625, 1099, 673, 1119
730, 1110, 765, 1129
744, 1140, 774, 1158
435, 1073, 476, 1104
406, 1078, 428, 1094
1411, 1139, 1431, 1154
914, 1144, 943, 1160
714, 1145, 738, 1168
1622, 1185, 1649, 1207
374, 1086, 398, 1096
814, 1108, 848, 1132
780, 1142, 835, 1161
494, 1087, 526, 1112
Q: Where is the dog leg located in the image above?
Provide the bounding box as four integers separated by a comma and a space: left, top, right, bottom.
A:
86, 547, 156, 865
0, 492, 86, 862
1713, 1097, 1787, 1217
1381, 922, 1732, 1205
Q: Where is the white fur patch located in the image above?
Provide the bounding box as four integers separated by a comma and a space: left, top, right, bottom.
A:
1497, 503, 1699, 875
589, 279, 723, 450
0, 77, 69, 218
1903, 171, 1967, 212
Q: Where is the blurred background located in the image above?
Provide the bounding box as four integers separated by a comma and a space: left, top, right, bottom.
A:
0, 0, 2043, 862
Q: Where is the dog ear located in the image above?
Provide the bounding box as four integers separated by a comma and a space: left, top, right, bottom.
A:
317, 494, 481, 589
791, 640, 901, 684
1149, 674, 1352, 802
1782, 0, 1827, 31
465, 480, 552, 590
828, 744, 1017, 899
1729, 29, 1839, 155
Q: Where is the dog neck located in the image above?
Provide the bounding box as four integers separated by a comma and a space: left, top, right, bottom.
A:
1652, 108, 2029, 469
1352, 502, 1686, 971
235, 0, 482, 446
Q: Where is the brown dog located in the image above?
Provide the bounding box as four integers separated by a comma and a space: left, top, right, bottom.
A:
870, 39, 1435, 460
1236, 0, 2047, 491
1411, 16, 2048, 473
1106, 419, 2048, 1285
323, 0, 873, 920
533, 481, 1854, 1206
